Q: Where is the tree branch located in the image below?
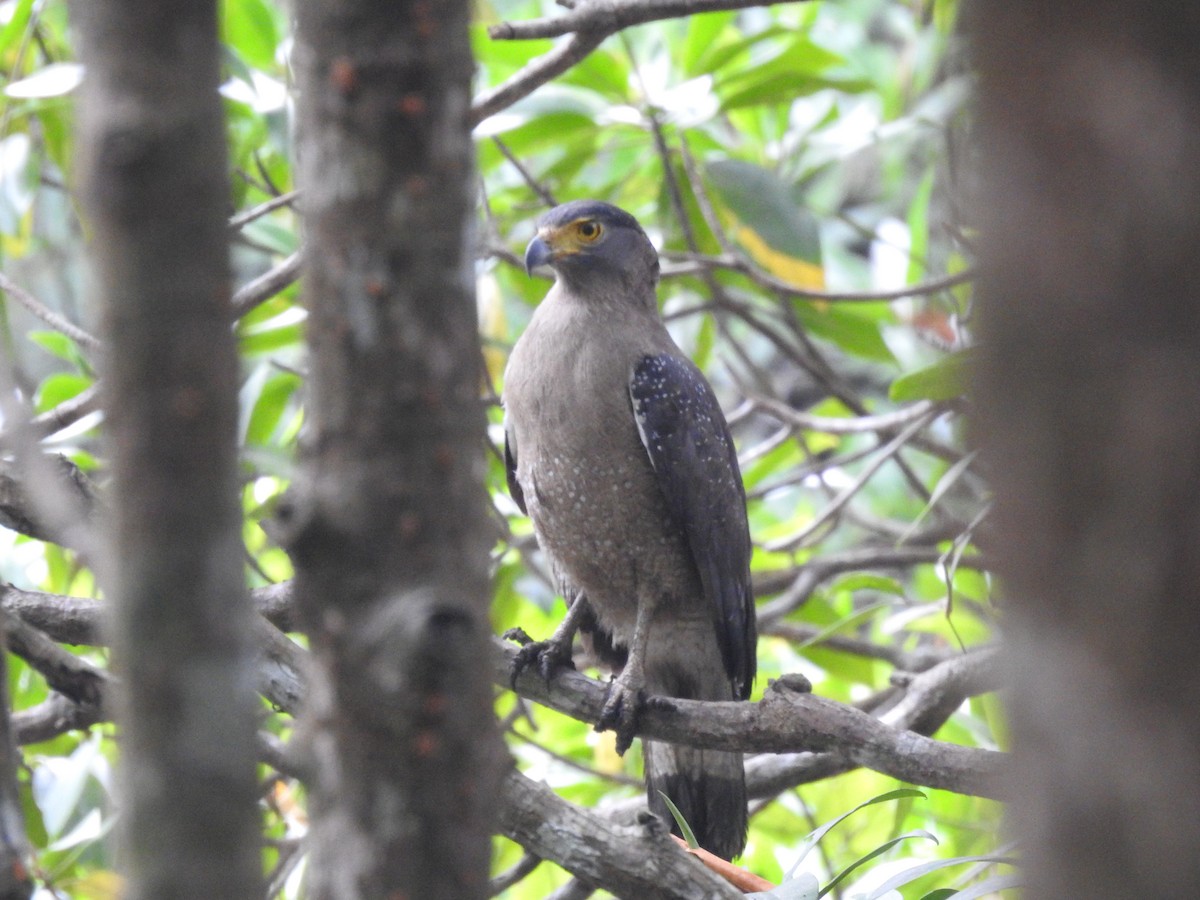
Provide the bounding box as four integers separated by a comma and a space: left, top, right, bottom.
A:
230, 250, 303, 319
488, 0, 803, 41
499, 768, 741, 899
471, 31, 608, 127
473, 0, 809, 126
0, 270, 101, 353
495, 639, 1006, 798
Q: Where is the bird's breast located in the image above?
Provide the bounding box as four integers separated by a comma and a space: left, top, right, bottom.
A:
504, 316, 700, 635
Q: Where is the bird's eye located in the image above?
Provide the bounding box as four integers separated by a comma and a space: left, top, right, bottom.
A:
576, 220, 603, 242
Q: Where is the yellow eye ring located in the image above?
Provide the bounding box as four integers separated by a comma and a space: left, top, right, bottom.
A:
576, 220, 603, 242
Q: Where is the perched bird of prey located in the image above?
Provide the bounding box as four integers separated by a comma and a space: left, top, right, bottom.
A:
502, 200, 757, 860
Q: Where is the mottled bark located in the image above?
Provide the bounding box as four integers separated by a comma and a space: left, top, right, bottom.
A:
73, 2, 261, 898
970, 2, 1200, 897
288, 1, 503, 897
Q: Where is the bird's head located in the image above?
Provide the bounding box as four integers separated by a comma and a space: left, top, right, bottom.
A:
524, 200, 660, 300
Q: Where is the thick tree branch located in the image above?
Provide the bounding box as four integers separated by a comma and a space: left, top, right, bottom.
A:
2, 609, 110, 709
495, 639, 1006, 798
13, 693, 106, 746
0, 584, 304, 715
499, 769, 741, 899
2, 579, 1000, 797
0, 456, 98, 550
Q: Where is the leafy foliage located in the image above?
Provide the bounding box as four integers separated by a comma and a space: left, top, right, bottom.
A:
0, 0, 1008, 897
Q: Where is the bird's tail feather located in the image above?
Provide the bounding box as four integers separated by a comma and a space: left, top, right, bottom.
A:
645, 739, 747, 860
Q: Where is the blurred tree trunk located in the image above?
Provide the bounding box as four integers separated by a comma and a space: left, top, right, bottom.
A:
288, 1, 503, 897
971, 2, 1200, 897
73, 2, 262, 898
0, 627, 31, 900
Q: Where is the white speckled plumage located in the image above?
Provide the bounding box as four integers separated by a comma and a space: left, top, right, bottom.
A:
502, 201, 755, 859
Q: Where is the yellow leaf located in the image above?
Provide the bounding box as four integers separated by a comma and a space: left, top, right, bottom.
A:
67, 870, 124, 900
732, 223, 825, 290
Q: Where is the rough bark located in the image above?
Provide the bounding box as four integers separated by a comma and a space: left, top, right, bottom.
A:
0, 627, 31, 900
970, 2, 1200, 897
73, 2, 262, 897
288, 1, 503, 897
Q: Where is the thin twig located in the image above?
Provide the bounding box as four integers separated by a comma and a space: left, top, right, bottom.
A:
228, 189, 301, 232
488, 0, 805, 42
764, 410, 942, 552
662, 250, 976, 303
230, 250, 303, 319
0, 271, 101, 352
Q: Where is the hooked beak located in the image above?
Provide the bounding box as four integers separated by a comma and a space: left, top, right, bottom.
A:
524, 233, 554, 276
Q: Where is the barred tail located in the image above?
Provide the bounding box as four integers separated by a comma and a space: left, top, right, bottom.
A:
644, 738, 748, 860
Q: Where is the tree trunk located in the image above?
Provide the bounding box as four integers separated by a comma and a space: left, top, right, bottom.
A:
288, 2, 504, 897
0, 626, 31, 900
73, 2, 262, 898
970, 2, 1200, 897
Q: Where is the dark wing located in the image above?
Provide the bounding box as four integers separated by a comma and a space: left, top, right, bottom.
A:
629, 354, 756, 699
503, 423, 527, 515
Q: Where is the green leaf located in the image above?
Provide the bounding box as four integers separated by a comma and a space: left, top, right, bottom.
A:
706, 159, 823, 289
906, 167, 935, 283
826, 573, 905, 597
820, 829, 939, 897
680, 12, 735, 77
560, 48, 631, 101
657, 792, 698, 849
238, 314, 305, 355
0, 0, 35, 55
787, 789, 926, 873
795, 303, 896, 363
715, 37, 850, 112
28, 330, 79, 364
242, 369, 301, 446
34, 373, 90, 413
691, 313, 715, 371
889, 348, 975, 401
222, 0, 280, 70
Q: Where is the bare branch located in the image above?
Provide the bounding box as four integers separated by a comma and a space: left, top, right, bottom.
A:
750, 395, 940, 435
471, 31, 607, 126
0, 270, 101, 353
746, 648, 1002, 797
489, 0, 803, 41
0, 584, 305, 715
230, 250, 303, 319
228, 189, 301, 232
495, 639, 1006, 798
764, 409, 942, 552
662, 250, 977, 303
14, 692, 106, 746
499, 769, 742, 899
3, 609, 111, 709
27, 383, 101, 441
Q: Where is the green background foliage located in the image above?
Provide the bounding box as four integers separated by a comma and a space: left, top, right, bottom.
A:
0, 0, 1005, 896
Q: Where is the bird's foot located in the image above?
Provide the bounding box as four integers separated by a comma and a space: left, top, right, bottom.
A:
597, 673, 645, 756
503, 627, 576, 687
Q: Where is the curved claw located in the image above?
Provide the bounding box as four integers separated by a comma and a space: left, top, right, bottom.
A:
597, 678, 645, 756
507, 635, 576, 689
